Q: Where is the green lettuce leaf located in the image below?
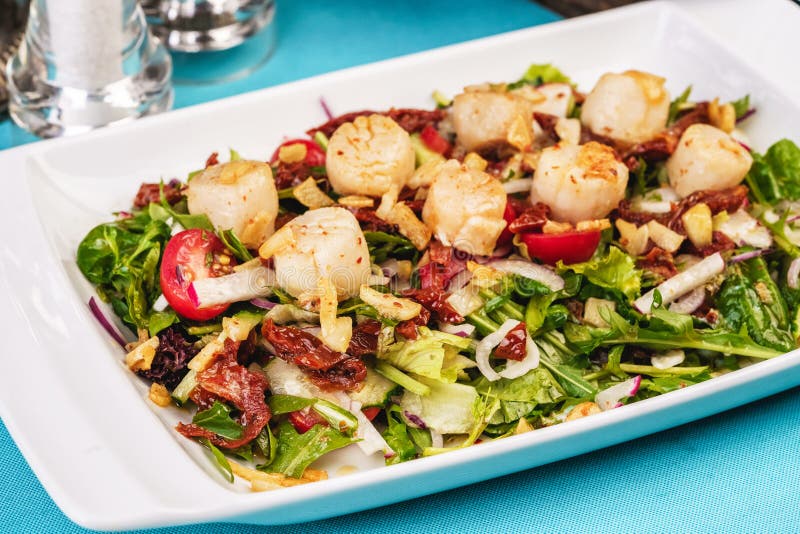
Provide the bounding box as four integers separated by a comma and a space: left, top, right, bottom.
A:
381, 405, 417, 465
746, 139, 800, 203
192, 401, 244, 440
558, 246, 641, 299
268, 422, 355, 479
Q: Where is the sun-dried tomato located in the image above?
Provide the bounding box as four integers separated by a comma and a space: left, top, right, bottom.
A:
348, 319, 382, 357
668, 186, 748, 233
622, 102, 710, 168
176, 339, 271, 449
637, 247, 678, 280
308, 357, 367, 392
429, 240, 453, 265
686, 231, 737, 257
403, 287, 463, 324
306, 108, 445, 138
348, 207, 396, 233
133, 182, 182, 208
205, 151, 219, 168
395, 307, 432, 340
387, 108, 446, 133
494, 322, 527, 361
508, 202, 551, 234
533, 112, 559, 141
262, 320, 351, 371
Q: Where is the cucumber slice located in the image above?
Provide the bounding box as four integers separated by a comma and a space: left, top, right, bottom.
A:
348, 367, 398, 407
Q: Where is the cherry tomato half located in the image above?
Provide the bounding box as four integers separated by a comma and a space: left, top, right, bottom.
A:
288, 408, 328, 434
497, 200, 518, 247
159, 229, 236, 321
362, 406, 382, 421
270, 139, 326, 167
420, 124, 452, 155
518, 230, 602, 265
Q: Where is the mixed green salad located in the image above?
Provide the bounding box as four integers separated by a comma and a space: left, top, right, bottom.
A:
77, 63, 800, 490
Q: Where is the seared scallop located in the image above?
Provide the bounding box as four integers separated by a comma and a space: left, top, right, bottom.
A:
531, 142, 629, 224
422, 160, 507, 256
186, 160, 278, 249
666, 124, 753, 197
261, 207, 371, 302
581, 70, 670, 145
451, 90, 535, 153
325, 114, 415, 198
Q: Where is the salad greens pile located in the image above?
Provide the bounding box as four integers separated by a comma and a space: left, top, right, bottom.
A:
75, 62, 800, 489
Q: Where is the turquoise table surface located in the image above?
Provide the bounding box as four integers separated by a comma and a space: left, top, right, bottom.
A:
3, 1, 800, 532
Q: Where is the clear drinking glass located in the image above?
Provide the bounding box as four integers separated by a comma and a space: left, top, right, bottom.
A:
6, 0, 173, 138
141, 0, 277, 84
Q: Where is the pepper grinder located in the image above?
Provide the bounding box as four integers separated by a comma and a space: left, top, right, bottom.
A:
6, 0, 173, 138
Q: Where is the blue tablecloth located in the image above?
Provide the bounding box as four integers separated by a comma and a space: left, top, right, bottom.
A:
4, 1, 800, 532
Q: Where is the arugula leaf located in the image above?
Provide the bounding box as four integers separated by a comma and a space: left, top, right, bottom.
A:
729, 94, 751, 119
199, 438, 234, 483
558, 246, 641, 299
218, 229, 253, 262
514, 63, 572, 87
381, 405, 417, 465
148, 309, 178, 336
473, 367, 565, 406
268, 422, 355, 479
718, 257, 794, 352
564, 308, 782, 360
76, 213, 172, 330
667, 86, 692, 124
363, 231, 419, 263
268, 394, 316, 415
254, 426, 277, 468
192, 401, 244, 440
746, 139, 800, 203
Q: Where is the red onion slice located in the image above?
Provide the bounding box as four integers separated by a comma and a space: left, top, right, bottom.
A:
788, 258, 800, 290
595, 375, 641, 411
668, 287, 705, 314
250, 298, 276, 309
88, 297, 128, 348
320, 97, 334, 120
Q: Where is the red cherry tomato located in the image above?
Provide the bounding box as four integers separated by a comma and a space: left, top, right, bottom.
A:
420, 124, 451, 155
362, 406, 381, 421
519, 230, 602, 265
159, 229, 235, 321
270, 139, 326, 167
288, 408, 328, 434
497, 200, 518, 247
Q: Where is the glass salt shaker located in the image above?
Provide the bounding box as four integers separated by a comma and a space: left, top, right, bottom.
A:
6, 0, 173, 138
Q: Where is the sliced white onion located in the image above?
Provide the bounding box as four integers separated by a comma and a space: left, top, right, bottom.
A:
475, 320, 540, 382
475, 319, 519, 382
668, 287, 705, 314
380, 258, 400, 278
502, 178, 533, 195
595, 375, 641, 411
717, 209, 772, 249
490, 259, 565, 291
788, 258, 800, 290
498, 335, 540, 380
367, 274, 391, 286
446, 269, 473, 292
430, 430, 444, 449
651, 349, 685, 369
438, 322, 476, 337
446, 285, 483, 317
188, 265, 275, 308
634, 253, 724, 314
331, 391, 394, 457
152, 293, 169, 312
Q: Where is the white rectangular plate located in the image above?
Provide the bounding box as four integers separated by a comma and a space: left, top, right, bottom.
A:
2, 2, 800, 530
